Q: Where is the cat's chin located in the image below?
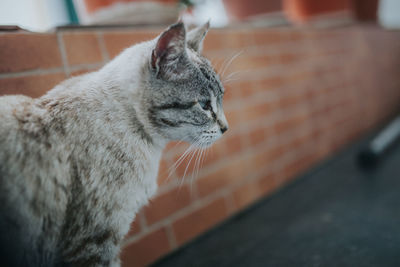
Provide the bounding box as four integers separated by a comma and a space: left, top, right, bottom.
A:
192, 139, 219, 149
196, 142, 213, 149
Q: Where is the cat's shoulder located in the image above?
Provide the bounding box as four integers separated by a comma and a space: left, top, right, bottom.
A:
0, 94, 35, 128
0, 94, 33, 109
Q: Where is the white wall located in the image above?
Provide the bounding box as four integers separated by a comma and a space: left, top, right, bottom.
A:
183, 0, 228, 28
379, 0, 400, 29
0, 0, 69, 32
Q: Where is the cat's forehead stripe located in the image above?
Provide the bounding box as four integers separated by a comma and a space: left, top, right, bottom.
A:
187, 49, 203, 64
197, 61, 224, 96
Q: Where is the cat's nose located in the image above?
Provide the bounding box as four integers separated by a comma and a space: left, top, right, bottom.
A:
217, 113, 228, 134
220, 126, 228, 134
218, 120, 228, 134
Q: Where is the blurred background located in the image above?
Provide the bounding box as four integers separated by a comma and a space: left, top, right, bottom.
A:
1, 0, 400, 31
1, 1, 400, 267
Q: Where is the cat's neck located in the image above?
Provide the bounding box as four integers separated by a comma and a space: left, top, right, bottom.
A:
99, 40, 167, 149
37, 41, 165, 206
42, 40, 166, 150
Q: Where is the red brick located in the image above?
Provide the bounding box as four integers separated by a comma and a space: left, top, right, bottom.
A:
144, 185, 192, 225
252, 30, 290, 46
248, 126, 269, 147
126, 217, 141, 238
278, 93, 306, 109
203, 31, 224, 52
224, 108, 243, 129
157, 158, 170, 186
274, 112, 309, 135
164, 141, 189, 156
284, 131, 314, 153
278, 52, 304, 64
204, 31, 248, 51
174, 149, 203, 178
258, 76, 284, 92
121, 227, 171, 267
228, 55, 277, 73
197, 157, 251, 197
258, 173, 277, 196
69, 65, 101, 77
103, 31, 158, 58
203, 30, 226, 52
251, 145, 288, 170
242, 102, 271, 121
233, 81, 253, 99
232, 181, 262, 211
280, 153, 318, 183
63, 32, 103, 65
220, 133, 244, 155
199, 143, 224, 168
235, 31, 256, 48
205, 54, 228, 74
172, 198, 229, 245
0, 73, 66, 98
0, 33, 62, 73
172, 143, 223, 177
284, 70, 313, 85
222, 83, 236, 101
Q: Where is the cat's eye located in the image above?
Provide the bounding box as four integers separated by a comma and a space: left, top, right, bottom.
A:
199, 100, 212, 111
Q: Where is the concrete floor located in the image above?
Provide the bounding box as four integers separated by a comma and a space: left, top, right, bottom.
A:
153, 133, 400, 267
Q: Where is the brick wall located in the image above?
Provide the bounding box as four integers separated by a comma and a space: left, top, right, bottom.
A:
1, 26, 400, 266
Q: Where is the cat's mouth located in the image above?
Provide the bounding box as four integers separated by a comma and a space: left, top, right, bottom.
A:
199, 140, 214, 148
196, 131, 220, 148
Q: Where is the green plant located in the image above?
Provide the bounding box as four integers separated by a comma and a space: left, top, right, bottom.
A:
180, 0, 196, 7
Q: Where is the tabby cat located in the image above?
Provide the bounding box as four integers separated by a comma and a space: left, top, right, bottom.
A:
0, 22, 228, 266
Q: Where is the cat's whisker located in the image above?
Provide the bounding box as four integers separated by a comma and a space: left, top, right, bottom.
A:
215, 58, 227, 76
219, 57, 231, 78
176, 137, 202, 180
179, 147, 198, 189
197, 146, 208, 180
191, 145, 203, 182
197, 148, 204, 174
191, 141, 207, 192
223, 69, 243, 80
168, 138, 188, 152
167, 135, 200, 174
189, 147, 201, 193
220, 50, 244, 79
222, 78, 240, 85
219, 51, 240, 78
168, 143, 192, 171
194, 139, 209, 183
200, 146, 208, 171
182, 137, 204, 190
167, 146, 191, 177
223, 77, 235, 83
222, 70, 251, 85
167, 141, 196, 181
199, 146, 206, 173
196, 148, 205, 179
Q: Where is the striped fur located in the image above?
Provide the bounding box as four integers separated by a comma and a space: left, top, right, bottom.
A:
0, 22, 227, 266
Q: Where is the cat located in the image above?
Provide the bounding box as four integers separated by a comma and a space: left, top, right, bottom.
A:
0, 22, 228, 267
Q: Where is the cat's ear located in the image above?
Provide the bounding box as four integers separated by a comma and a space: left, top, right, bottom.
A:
151, 22, 186, 77
187, 21, 210, 53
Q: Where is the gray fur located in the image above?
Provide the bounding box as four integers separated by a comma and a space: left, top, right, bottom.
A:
186, 21, 209, 53
0, 22, 227, 267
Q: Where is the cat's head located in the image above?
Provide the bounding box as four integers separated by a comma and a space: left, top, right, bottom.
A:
143, 22, 228, 147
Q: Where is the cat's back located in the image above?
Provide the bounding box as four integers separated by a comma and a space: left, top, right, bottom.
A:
0, 94, 51, 167
0, 94, 69, 266
0, 94, 42, 167
0, 94, 33, 133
